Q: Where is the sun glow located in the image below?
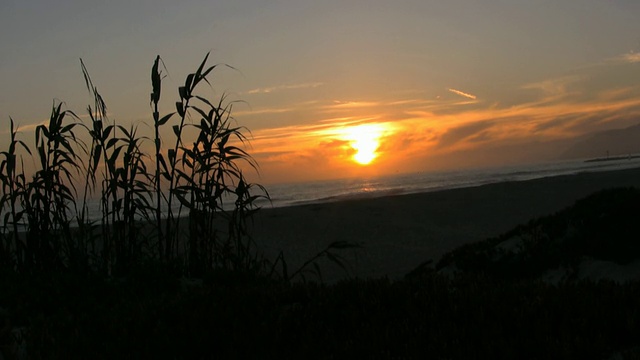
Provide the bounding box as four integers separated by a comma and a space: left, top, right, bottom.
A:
343, 124, 386, 165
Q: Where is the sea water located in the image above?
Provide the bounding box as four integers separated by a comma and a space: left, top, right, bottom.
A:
5, 157, 640, 224
259, 157, 640, 208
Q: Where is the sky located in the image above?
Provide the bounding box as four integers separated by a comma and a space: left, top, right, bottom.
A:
2, 0, 640, 185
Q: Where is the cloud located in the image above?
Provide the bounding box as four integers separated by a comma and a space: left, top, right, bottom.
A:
7, 120, 48, 135
322, 101, 381, 111
447, 88, 477, 100
234, 106, 296, 117
436, 121, 495, 149
521, 76, 582, 99
236, 60, 640, 183
612, 52, 640, 64
246, 82, 323, 95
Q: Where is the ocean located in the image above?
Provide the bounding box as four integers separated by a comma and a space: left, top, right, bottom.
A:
260, 157, 640, 209
5, 156, 640, 224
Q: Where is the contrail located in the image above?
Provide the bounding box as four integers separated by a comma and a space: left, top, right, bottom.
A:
448, 88, 477, 100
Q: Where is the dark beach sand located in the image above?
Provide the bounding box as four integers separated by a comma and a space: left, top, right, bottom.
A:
251, 167, 640, 281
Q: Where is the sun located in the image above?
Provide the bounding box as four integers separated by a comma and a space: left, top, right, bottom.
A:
343, 124, 385, 165
352, 135, 378, 165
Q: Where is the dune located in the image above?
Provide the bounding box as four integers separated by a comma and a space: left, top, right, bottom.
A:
250, 167, 640, 282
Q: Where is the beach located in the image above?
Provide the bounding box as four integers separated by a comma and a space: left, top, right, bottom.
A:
251, 167, 640, 281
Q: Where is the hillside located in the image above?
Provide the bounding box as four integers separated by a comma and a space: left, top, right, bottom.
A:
432, 187, 640, 283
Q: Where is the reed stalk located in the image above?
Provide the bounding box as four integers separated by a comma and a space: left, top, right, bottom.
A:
0, 53, 276, 277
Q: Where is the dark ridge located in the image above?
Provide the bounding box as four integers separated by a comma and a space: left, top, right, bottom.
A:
434, 187, 640, 280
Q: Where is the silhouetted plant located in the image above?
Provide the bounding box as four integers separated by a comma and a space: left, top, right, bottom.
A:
0, 53, 362, 283
272, 240, 362, 282
227, 178, 269, 272
1, 53, 269, 277
150, 55, 172, 262
172, 56, 266, 276
23, 103, 84, 271
80, 59, 120, 273
77, 54, 270, 276
160, 54, 216, 263
110, 124, 154, 274
0, 119, 30, 269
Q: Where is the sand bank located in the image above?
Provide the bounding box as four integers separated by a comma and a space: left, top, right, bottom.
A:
251, 167, 640, 281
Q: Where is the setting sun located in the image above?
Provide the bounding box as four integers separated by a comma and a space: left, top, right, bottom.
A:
343, 124, 386, 165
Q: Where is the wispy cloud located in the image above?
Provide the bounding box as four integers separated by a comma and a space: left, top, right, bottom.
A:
519, 76, 585, 107
436, 121, 493, 149
324, 101, 381, 109
319, 98, 452, 115
236, 61, 640, 183
234, 106, 297, 117
246, 82, 323, 95
3, 118, 50, 135
612, 52, 640, 64
447, 88, 477, 100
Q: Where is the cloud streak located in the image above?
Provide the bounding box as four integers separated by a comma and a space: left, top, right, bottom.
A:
448, 88, 477, 100
233, 58, 640, 183
234, 106, 296, 117
613, 52, 640, 64
246, 82, 323, 95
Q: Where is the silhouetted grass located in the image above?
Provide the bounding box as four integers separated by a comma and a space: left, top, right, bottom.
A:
0, 54, 272, 277
3, 185, 640, 358
1, 270, 639, 359
3, 54, 640, 358
0, 54, 361, 358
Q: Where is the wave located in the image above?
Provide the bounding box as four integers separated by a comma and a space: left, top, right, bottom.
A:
264, 157, 640, 208
5, 157, 640, 224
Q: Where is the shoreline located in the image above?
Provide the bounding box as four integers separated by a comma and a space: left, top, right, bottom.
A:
262, 157, 640, 209
7, 166, 640, 281
251, 166, 640, 281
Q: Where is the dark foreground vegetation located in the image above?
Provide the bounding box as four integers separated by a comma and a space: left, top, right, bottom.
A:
2, 54, 640, 358
435, 187, 640, 280
1, 263, 640, 358
2, 190, 640, 359
0, 54, 272, 279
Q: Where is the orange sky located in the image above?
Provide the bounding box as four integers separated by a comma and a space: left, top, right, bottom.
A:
240, 57, 640, 183
2, 1, 640, 185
